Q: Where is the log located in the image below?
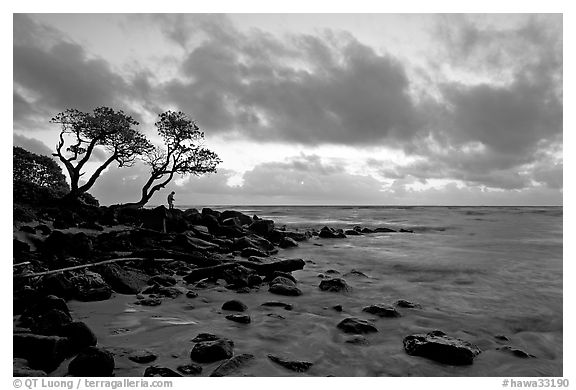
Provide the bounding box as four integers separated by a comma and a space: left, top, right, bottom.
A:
14, 257, 150, 279
128, 249, 221, 267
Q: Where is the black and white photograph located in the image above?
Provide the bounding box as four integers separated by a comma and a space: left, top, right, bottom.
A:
10, 8, 565, 381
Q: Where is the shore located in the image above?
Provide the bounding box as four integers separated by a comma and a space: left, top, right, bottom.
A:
13, 205, 562, 377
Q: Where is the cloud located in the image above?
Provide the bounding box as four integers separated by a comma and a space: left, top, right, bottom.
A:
13, 134, 53, 156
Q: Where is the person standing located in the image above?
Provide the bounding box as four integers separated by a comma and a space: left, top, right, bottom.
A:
167, 191, 175, 210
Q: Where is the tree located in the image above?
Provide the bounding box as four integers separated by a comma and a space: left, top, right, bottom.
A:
122, 110, 221, 208
51, 107, 152, 201
13, 146, 69, 195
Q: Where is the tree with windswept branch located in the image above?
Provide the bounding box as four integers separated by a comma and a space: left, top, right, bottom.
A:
50, 107, 152, 201
122, 110, 222, 208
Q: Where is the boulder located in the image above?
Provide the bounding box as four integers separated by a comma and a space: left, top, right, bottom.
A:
190, 338, 234, 363
221, 217, 241, 227
99, 264, 149, 294
319, 226, 346, 239
267, 271, 297, 284
403, 330, 481, 365
144, 366, 182, 377
249, 219, 275, 237
345, 269, 369, 278
128, 350, 157, 364
222, 300, 248, 312
261, 302, 293, 310
59, 322, 97, 350
240, 247, 269, 258
319, 278, 350, 293
336, 317, 378, 334
496, 346, 535, 358
35, 224, 52, 235
269, 283, 302, 297
68, 347, 115, 376
43, 231, 93, 257
221, 265, 257, 288
267, 354, 313, 372
148, 275, 177, 287
395, 299, 421, 309
374, 227, 396, 233
345, 336, 369, 345
234, 235, 275, 252
220, 210, 253, 226
279, 237, 298, 248
135, 297, 162, 306
140, 206, 168, 232
174, 233, 220, 251
344, 229, 362, 236
70, 271, 112, 302
40, 274, 76, 299
13, 358, 47, 377
31, 309, 72, 336
13, 333, 69, 372
19, 225, 36, 234
225, 314, 251, 324
362, 304, 401, 318
210, 354, 255, 377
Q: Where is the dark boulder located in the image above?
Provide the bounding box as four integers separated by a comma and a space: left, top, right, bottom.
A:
70, 271, 112, 302
267, 271, 297, 284
13, 358, 47, 377
240, 247, 269, 258
40, 274, 76, 299
144, 366, 182, 377
192, 333, 220, 343
210, 353, 255, 377
68, 346, 114, 376
234, 235, 275, 252
31, 309, 72, 336
222, 265, 257, 288
135, 297, 162, 306
279, 237, 298, 248
99, 264, 149, 294
222, 300, 248, 312
362, 304, 401, 318
36, 224, 52, 235
345, 336, 369, 345
344, 229, 362, 236
59, 322, 97, 350
261, 302, 293, 310
43, 231, 93, 258
267, 354, 313, 372
332, 305, 343, 312
148, 274, 177, 287
345, 269, 369, 278
403, 330, 481, 365
319, 226, 346, 238
128, 350, 157, 364
395, 299, 421, 309
140, 206, 168, 232
249, 219, 274, 237
336, 317, 378, 334
496, 346, 535, 358
13, 333, 69, 372
269, 283, 302, 297
319, 278, 350, 293
374, 227, 396, 233
190, 338, 234, 363
225, 314, 251, 324
19, 225, 36, 234
221, 217, 241, 227
220, 210, 253, 226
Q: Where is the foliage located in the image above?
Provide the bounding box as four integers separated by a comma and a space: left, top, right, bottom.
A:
13, 146, 69, 195
123, 110, 221, 208
50, 107, 152, 199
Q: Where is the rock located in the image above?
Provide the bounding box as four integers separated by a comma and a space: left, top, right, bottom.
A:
190, 338, 234, 363
13, 333, 69, 372
319, 226, 346, 238
345, 336, 369, 345
192, 333, 220, 343
345, 269, 369, 278
35, 224, 52, 235
360, 227, 374, 233
362, 304, 401, 318
247, 274, 263, 287
40, 274, 76, 299
174, 233, 221, 251
332, 305, 343, 312
235, 287, 251, 294
268, 271, 297, 284
13, 358, 47, 377
267, 354, 313, 372
31, 309, 72, 335
210, 354, 256, 376
267, 313, 285, 319
403, 330, 481, 365
221, 217, 241, 227
13, 238, 30, 259
43, 231, 93, 258
270, 276, 296, 287
248, 219, 275, 237
325, 269, 340, 275
279, 237, 298, 248
269, 283, 302, 296
222, 265, 257, 288
240, 247, 269, 258
399, 228, 414, 233
222, 300, 248, 312
141, 285, 182, 298
225, 314, 251, 324
99, 264, 149, 294
135, 297, 162, 306
68, 346, 115, 376
319, 278, 350, 293
70, 270, 112, 302
336, 318, 378, 334
261, 302, 293, 310
395, 299, 421, 308
496, 346, 535, 358
140, 206, 168, 232
176, 363, 202, 375
186, 291, 198, 298
344, 229, 362, 236
374, 227, 396, 233
128, 350, 157, 364
494, 335, 510, 342
19, 225, 36, 234
59, 322, 97, 350
220, 210, 253, 226
76, 286, 113, 302
148, 275, 177, 287
144, 366, 182, 377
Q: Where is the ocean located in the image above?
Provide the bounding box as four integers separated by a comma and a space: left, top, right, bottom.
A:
66, 206, 563, 376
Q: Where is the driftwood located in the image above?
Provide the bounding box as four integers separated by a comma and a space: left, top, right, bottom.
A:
183, 258, 306, 283
127, 248, 221, 267
14, 257, 151, 279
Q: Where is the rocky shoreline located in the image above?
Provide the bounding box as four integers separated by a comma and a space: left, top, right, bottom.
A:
14, 205, 531, 376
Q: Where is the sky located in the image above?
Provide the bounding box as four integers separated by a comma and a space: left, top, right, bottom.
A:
12, 13, 563, 206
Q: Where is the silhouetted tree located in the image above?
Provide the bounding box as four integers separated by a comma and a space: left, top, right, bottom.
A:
13, 146, 69, 194
51, 107, 152, 201
122, 110, 221, 208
